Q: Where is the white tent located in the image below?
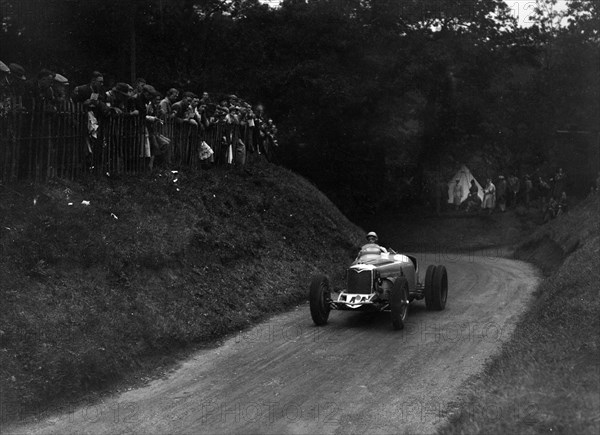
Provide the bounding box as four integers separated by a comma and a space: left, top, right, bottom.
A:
447, 165, 484, 204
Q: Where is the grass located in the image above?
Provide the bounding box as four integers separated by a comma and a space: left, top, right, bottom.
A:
438, 193, 600, 434
0, 161, 364, 423
355, 203, 539, 254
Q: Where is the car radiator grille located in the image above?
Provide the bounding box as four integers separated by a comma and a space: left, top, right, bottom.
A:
347, 269, 373, 294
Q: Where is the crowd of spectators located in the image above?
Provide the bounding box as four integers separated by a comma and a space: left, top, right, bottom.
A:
0, 61, 279, 172
450, 167, 574, 221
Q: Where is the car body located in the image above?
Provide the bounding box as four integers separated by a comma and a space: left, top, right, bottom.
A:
309, 247, 448, 330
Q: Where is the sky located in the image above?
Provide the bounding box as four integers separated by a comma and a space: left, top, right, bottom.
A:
258, 0, 570, 28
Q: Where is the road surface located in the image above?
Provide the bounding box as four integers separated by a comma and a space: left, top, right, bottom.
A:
7, 253, 539, 434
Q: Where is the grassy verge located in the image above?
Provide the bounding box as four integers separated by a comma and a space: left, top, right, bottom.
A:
0, 161, 364, 423
439, 194, 600, 434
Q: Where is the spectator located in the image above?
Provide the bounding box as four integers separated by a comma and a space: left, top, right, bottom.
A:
496, 175, 507, 212
482, 178, 496, 214
105, 82, 137, 115
73, 71, 108, 165
465, 179, 481, 213
0, 60, 12, 115
538, 176, 551, 206
558, 191, 568, 215
508, 174, 520, 208
73, 71, 108, 116
52, 73, 70, 105
524, 174, 533, 207
159, 88, 179, 120
105, 82, 138, 171
7, 63, 29, 112
188, 96, 209, 129
135, 84, 163, 169
32, 69, 57, 112
132, 78, 146, 99
434, 175, 447, 216
172, 91, 195, 124
551, 167, 566, 198
452, 178, 462, 211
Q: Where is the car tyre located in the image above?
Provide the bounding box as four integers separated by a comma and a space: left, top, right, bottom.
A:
424, 264, 436, 310
430, 265, 448, 310
390, 277, 409, 330
309, 274, 331, 326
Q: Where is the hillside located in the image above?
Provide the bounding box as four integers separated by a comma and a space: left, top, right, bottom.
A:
0, 162, 364, 421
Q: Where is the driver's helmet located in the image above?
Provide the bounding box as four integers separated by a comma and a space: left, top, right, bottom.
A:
366, 231, 378, 242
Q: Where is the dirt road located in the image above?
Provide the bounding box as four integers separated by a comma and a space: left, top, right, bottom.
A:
8, 254, 538, 435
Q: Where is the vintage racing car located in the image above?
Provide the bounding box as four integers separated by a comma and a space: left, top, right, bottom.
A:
309, 247, 448, 330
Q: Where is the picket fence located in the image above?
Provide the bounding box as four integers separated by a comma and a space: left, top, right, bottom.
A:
0, 99, 260, 183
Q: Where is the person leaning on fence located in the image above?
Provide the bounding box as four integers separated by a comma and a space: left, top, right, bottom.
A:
133, 84, 162, 169
31, 69, 58, 112
73, 71, 107, 111
105, 83, 140, 172
52, 73, 70, 105
73, 71, 108, 165
144, 87, 171, 168
159, 88, 178, 120
132, 78, 146, 99
0, 60, 12, 116
5, 63, 29, 112
171, 91, 198, 164
172, 92, 196, 125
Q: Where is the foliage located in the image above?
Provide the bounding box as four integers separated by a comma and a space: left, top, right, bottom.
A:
0, 0, 597, 206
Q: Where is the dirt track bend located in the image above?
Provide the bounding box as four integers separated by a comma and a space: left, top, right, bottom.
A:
8, 253, 539, 435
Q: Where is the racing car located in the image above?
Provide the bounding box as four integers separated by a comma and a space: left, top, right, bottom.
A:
309, 246, 448, 330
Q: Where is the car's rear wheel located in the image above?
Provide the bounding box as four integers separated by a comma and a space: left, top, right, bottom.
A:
424, 264, 436, 310
390, 277, 409, 330
427, 265, 448, 311
309, 274, 331, 326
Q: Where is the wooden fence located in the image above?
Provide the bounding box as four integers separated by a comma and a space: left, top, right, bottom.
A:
0, 100, 260, 184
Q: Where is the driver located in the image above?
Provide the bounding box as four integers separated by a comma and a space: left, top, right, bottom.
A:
357, 231, 388, 259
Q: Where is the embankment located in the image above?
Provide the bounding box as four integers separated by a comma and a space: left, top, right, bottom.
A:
440, 193, 599, 434
0, 162, 364, 422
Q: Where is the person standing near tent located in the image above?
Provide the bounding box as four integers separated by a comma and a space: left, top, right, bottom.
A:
524, 174, 533, 207
482, 178, 496, 214
453, 178, 462, 210
435, 177, 447, 215
508, 174, 520, 208
464, 180, 481, 212
497, 175, 508, 212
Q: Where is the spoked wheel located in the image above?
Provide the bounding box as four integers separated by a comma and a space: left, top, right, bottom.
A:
425, 265, 448, 311
309, 274, 331, 326
390, 277, 409, 330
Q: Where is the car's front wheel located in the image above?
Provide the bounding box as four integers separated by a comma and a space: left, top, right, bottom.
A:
390, 277, 409, 330
309, 274, 331, 326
